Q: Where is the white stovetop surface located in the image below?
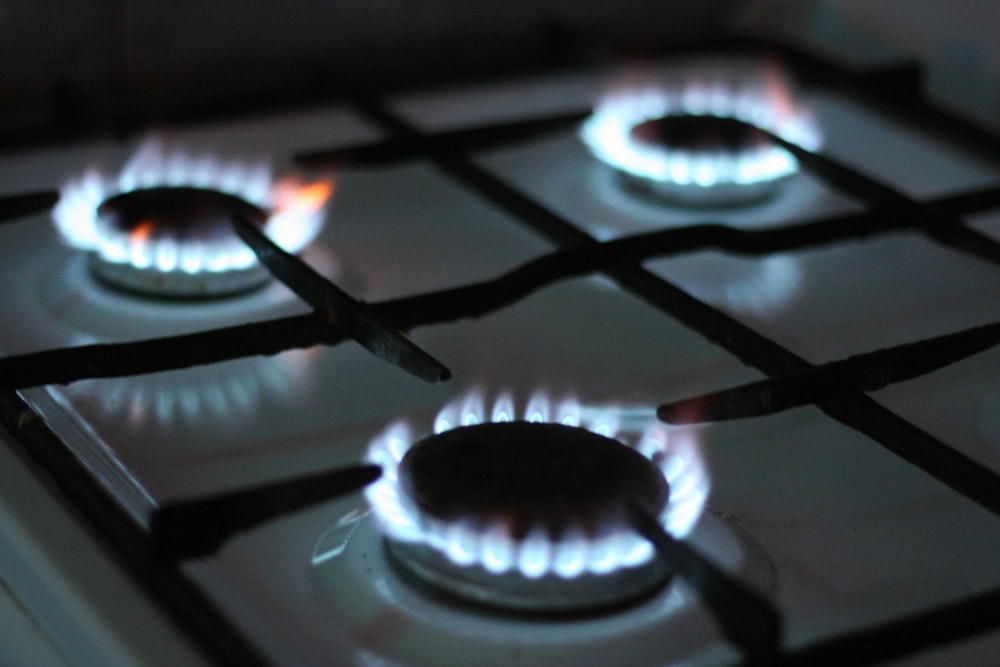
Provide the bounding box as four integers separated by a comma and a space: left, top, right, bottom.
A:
0, 48, 999, 666
0, 424, 212, 667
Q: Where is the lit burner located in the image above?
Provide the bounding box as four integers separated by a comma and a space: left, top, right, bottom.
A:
365, 389, 709, 612
580, 61, 822, 205
53, 139, 334, 297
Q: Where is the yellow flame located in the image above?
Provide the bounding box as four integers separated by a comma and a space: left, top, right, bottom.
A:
270, 177, 335, 214
130, 219, 156, 243
763, 57, 800, 125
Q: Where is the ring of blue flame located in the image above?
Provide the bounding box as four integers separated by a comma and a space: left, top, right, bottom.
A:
365, 389, 709, 580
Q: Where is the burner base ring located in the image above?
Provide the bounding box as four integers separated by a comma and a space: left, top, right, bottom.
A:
617, 170, 785, 208
385, 537, 673, 615
88, 253, 271, 299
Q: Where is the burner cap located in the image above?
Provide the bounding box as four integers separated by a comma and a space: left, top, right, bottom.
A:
400, 422, 668, 538
91, 187, 271, 298
97, 186, 267, 241
629, 114, 770, 154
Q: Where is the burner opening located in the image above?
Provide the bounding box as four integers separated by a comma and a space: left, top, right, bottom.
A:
384, 421, 673, 613
629, 114, 770, 155
400, 422, 668, 538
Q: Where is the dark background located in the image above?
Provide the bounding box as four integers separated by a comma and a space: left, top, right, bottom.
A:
0, 1, 996, 129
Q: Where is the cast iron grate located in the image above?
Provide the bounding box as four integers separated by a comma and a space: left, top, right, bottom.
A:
0, 38, 998, 667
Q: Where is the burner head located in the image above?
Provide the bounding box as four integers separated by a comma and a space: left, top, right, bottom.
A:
92, 187, 270, 297
387, 421, 672, 614
399, 422, 668, 537
53, 140, 333, 300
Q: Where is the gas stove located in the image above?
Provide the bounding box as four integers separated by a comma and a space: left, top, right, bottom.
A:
1, 35, 999, 667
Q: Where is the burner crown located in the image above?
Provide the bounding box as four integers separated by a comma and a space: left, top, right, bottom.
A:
399, 421, 669, 538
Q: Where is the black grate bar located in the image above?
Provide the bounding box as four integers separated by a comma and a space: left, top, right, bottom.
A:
0, 313, 325, 389
628, 503, 781, 665
0, 189, 60, 224
0, 390, 270, 667
231, 215, 450, 383
767, 132, 1000, 265
369, 205, 988, 328
616, 266, 1000, 518
611, 267, 1000, 519
772, 39, 1000, 168
822, 393, 1000, 517
775, 587, 1000, 667
933, 184, 1000, 213
296, 109, 588, 168
657, 322, 1000, 423
370, 212, 899, 327
150, 463, 382, 561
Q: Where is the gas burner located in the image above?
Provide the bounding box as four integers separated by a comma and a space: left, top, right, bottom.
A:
365, 390, 709, 613
53, 139, 333, 298
580, 61, 822, 206
91, 186, 270, 296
